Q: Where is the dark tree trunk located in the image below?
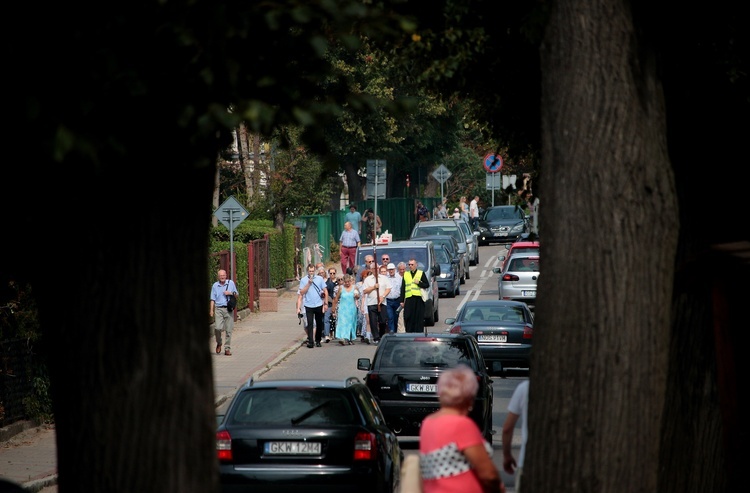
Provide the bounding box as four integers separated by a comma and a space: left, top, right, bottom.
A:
343, 159, 365, 202
12, 163, 220, 493
532, 1, 679, 492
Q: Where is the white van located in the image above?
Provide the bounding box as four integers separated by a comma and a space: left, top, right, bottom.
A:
354, 240, 441, 326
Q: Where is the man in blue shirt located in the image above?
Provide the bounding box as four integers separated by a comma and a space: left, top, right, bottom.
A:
339, 220, 361, 274
210, 269, 238, 356
298, 264, 328, 348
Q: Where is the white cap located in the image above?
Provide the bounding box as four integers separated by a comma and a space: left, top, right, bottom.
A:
387, 263, 396, 270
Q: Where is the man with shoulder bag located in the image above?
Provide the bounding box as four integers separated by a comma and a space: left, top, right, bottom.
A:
299, 263, 328, 348
210, 269, 238, 356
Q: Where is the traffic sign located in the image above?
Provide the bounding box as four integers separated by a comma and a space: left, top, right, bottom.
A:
483, 153, 503, 173
432, 164, 452, 184
366, 159, 387, 200
486, 172, 502, 190
214, 196, 249, 231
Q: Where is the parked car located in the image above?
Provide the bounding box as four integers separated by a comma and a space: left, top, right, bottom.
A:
434, 244, 460, 297
497, 240, 540, 272
455, 217, 480, 266
356, 332, 495, 443
217, 376, 403, 493
444, 300, 534, 373
476, 205, 529, 245
409, 219, 471, 280
407, 233, 466, 284
356, 240, 441, 326
493, 252, 540, 310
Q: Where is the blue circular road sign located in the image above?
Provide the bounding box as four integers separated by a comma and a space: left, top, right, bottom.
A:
483, 153, 503, 173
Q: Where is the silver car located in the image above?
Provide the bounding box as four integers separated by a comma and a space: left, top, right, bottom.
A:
493, 252, 540, 310
455, 217, 480, 266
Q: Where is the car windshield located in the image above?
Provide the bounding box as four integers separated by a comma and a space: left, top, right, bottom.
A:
357, 248, 428, 268
414, 226, 465, 247
228, 388, 355, 425
435, 247, 450, 263
486, 207, 524, 221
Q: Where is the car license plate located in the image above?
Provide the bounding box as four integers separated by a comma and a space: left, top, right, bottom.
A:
494, 232, 508, 237
265, 441, 321, 455
478, 334, 507, 342
407, 383, 436, 393
522, 290, 536, 297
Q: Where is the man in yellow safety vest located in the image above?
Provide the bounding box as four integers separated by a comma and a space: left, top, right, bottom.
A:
399, 258, 430, 333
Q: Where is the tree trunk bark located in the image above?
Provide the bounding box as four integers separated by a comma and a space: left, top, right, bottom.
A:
36, 165, 220, 493
343, 159, 365, 202
531, 2, 678, 493
238, 124, 254, 198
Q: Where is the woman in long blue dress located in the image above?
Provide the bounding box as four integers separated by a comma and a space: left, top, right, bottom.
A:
333, 274, 359, 345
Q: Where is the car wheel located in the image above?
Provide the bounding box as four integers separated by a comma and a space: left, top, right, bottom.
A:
433, 306, 439, 325
465, 265, 470, 280
447, 285, 456, 298
455, 283, 460, 296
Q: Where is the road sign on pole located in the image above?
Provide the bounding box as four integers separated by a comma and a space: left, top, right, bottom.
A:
432, 164, 452, 202
483, 153, 503, 173
214, 196, 249, 282
366, 160, 387, 200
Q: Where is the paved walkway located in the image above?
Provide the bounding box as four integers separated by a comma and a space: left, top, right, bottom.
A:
0, 286, 307, 492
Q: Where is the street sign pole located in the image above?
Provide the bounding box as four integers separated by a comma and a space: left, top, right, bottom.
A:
214, 196, 249, 283
431, 164, 452, 206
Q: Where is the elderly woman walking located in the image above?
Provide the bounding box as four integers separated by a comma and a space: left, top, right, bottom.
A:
332, 274, 359, 345
419, 365, 504, 493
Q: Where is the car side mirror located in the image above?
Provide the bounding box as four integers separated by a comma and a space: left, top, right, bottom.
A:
433, 264, 441, 276
357, 358, 371, 371
492, 267, 501, 274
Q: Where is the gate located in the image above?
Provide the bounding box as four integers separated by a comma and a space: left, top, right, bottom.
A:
248, 234, 270, 306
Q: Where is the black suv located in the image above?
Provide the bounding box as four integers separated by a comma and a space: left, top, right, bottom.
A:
356, 333, 494, 443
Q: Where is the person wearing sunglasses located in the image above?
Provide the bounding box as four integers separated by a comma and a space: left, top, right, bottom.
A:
400, 258, 429, 333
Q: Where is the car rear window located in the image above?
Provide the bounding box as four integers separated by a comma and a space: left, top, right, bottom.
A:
378, 338, 476, 369
228, 388, 355, 425
462, 306, 526, 323
508, 257, 540, 272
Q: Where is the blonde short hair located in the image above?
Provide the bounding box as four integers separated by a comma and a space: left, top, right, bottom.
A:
437, 364, 478, 408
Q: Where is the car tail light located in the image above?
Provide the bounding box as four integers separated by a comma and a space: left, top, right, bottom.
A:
216, 430, 233, 461
502, 274, 519, 281
449, 325, 461, 334
523, 324, 533, 339
354, 431, 376, 460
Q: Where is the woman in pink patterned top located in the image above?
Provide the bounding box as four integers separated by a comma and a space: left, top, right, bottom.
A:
419, 365, 504, 493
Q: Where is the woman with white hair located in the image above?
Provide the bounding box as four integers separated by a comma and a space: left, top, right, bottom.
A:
419, 365, 504, 493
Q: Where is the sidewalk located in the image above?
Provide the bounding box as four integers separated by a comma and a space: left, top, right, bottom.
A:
0, 286, 306, 492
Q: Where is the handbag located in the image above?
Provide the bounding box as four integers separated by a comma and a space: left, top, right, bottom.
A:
225, 280, 237, 311
420, 288, 429, 302
226, 293, 237, 311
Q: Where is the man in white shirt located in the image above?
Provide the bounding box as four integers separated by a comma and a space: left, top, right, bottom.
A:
469, 195, 480, 231
362, 265, 390, 343
502, 379, 529, 493
384, 263, 402, 334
